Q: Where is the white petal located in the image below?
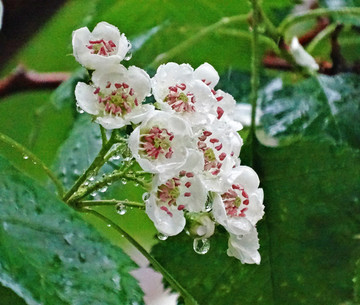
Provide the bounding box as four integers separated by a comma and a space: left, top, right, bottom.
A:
126, 66, 151, 101
229, 166, 260, 194
227, 229, 261, 264
194, 62, 219, 88
290, 37, 319, 71
96, 116, 125, 129
74, 82, 99, 115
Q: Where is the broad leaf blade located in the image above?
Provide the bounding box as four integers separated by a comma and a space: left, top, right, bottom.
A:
0, 156, 143, 305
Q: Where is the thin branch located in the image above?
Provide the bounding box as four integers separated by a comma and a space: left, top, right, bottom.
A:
85, 208, 199, 305
0, 65, 70, 98
0, 132, 64, 197
76, 199, 145, 210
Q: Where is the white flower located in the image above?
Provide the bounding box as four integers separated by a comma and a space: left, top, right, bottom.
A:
290, 37, 319, 72
231, 103, 262, 127
146, 169, 208, 236
212, 166, 264, 235
195, 121, 242, 190
151, 62, 217, 125
128, 111, 197, 175
75, 64, 153, 129
186, 212, 215, 239
227, 228, 261, 264
193, 62, 220, 89
72, 22, 131, 70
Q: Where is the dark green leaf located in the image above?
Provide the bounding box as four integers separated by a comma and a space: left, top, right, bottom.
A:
260, 74, 360, 148
0, 156, 143, 305
0, 284, 27, 305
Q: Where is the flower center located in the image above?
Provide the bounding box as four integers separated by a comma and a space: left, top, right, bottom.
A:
197, 130, 227, 176
221, 184, 249, 217
87, 39, 116, 56
94, 82, 138, 116
164, 83, 196, 113
139, 126, 174, 159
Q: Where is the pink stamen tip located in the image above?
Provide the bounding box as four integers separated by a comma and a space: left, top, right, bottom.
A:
115, 83, 122, 89
217, 107, 224, 119
185, 182, 192, 188
109, 40, 116, 48
122, 83, 129, 89
160, 206, 173, 217
179, 170, 186, 177
178, 205, 185, 211
93, 87, 100, 94
203, 131, 212, 137
219, 152, 226, 161
232, 184, 240, 190
169, 86, 178, 92
216, 96, 224, 102
106, 82, 111, 88
211, 89, 216, 95
177, 83, 186, 90
210, 138, 219, 144
185, 172, 194, 178
129, 88, 134, 96
231, 151, 235, 156
184, 192, 191, 197
215, 143, 223, 151
99, 47, 107, 56
211, 169, 220, 175
242, 190, 248, 198
243, 199, 249, 205
134, 98, 139, 106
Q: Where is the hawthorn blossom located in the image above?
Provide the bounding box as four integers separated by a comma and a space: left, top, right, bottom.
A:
227, 228, 261, 264
186, 212, 215, 239
128, 111, 197, 176
75, 64, 152, 129
146, 167, 207, 236
72, 22, 131, 70
151, 62, 217, 125
212, 166, 264, 235
290, 37, 319, 72
195, 121, 242, 190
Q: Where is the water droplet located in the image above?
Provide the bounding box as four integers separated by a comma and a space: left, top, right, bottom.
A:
64, 233, 74, 245
22, 154, 29, 160
112, 155, 121, 161
76, 103, 84, 113
88, 176, 95, 181
83, 180, 89, 186
193, 238, 210, 255
107, 224, 111, 227
157, 233, 168, 241
116, 203, 127, 215
90, 191, 97, 197
142, 192, 150, 202
121, 178, 127, 185
124, 51, 132, 61
99, 186, 108, 193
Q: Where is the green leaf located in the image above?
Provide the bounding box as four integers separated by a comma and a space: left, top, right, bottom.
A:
260, 74, 360, 148
0, 284, 27, 305
152, 139, 360, 305
0, 156, 144, 305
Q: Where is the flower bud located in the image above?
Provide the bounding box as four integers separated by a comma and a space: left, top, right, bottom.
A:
185, 212, 215, 239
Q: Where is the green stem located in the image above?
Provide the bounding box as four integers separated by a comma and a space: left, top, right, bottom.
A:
76, 199, 145, 209
63, 131, 118, 202
149, 14, 248, 68
306, 23, 338, 53
86, 209, 199, 305
278, 7, 360, 34
100, 125, 107, 148
0, 132, 64, 197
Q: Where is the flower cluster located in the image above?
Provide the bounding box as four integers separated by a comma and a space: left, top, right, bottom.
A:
73, 22, 264, 264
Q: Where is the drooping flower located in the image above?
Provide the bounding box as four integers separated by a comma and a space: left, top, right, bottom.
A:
128, 111, 198, 176
212, 166, 264, 235
227, 228, 261, 264
146, 166, 208, 236
72, 22, 131, 70
75, 64, 153, 129
195, 121, 242, 190
151, 62, 217, 125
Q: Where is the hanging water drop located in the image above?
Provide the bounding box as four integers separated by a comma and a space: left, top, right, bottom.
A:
88, 176, 95, 182
76, 103, 84, 114
116, 203, 127, 215
142, 192, 150, 202
157, 233, 168, 241
124, 51, 132, 61
22, 154, 29, 160
99, 186, 108, 193
90, 191, 98, 197
121, 178, 127, 185
193, 238, 210, 255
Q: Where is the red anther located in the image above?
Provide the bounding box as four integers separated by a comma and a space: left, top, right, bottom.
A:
134, 98, 139, 106
129, 88, 134, 96
206, 81, 211, 86
99, 46, 107, 56
115, 83, 122, 88
217, 107, 224, 119
198, 135, 207, 141
169, 86, 178, 92
210, 138, 219, 143
122, 93, 128, 100
160, 206, 173, 217
216, 96, 224, 102
184, 192, 191, 197
215, 143, 223, 151
122, 83, 129, 88
202, 79, 206, 82
165, 148, 173, 159
93, 87, 100, 94
179, 170, 186, 176
191, 96, 196, 104
232, 184, 240, 190
243, 199, 249, 205
185, 182, 192, 188
219, 152, 226, 161
178, 205, 185, 211
211, 89, 216, 95
177, 83, 186, 90
106, 81, 111, 88
89, 39, 104, 44
87, 45, 93, 49
211, 169, 220, 175
108, 40, 116, 48
186, 172, 194, 178
231, 151, 235, 156
203, 131, 212, 137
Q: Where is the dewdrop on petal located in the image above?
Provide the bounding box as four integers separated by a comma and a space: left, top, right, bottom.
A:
72, 21, 131, 70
